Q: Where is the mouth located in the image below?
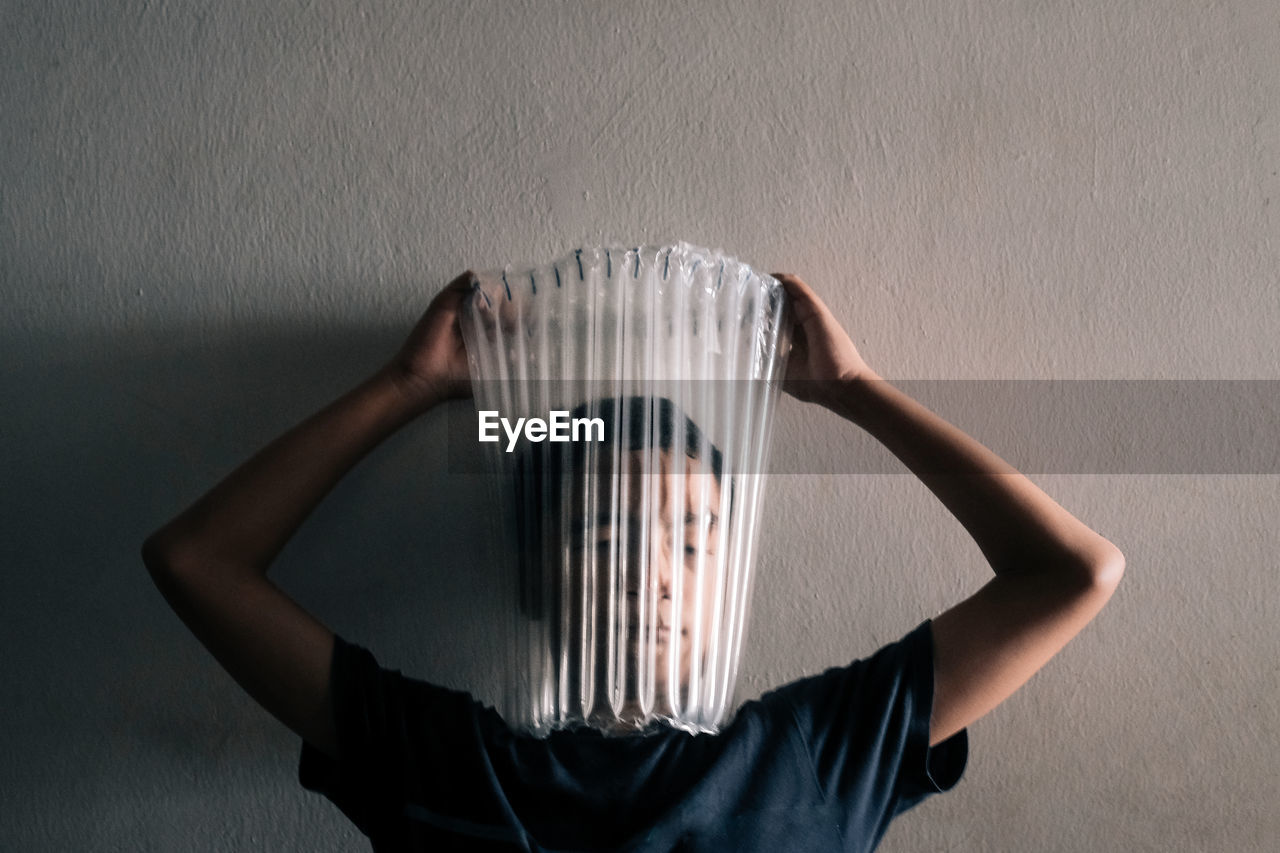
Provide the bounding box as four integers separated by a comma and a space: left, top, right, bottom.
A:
622, 619, 671, 644
621, 593, 675, 644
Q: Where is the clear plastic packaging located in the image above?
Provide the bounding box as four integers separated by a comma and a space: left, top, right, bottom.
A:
460, 243, 790, 735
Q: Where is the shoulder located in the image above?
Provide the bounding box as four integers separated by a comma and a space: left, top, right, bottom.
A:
758, 620, 936, 723
753, 621, 966, 809
328, 634, 478, 721
301, 636, 513, 842
304, 634, 490, 788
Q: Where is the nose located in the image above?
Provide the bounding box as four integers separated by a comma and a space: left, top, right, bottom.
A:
656, 562, 672, 599
618, 519, 677, 600
618, 530, 672, 598
653, 534, 676, 600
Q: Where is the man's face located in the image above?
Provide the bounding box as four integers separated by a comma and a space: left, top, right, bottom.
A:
564, 448, 726, 715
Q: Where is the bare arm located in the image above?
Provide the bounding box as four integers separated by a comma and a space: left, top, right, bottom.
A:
774, 273, 1124, 747
142, 272, 476, 759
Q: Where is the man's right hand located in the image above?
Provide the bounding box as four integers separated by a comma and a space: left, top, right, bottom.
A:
382, 271, 477, 412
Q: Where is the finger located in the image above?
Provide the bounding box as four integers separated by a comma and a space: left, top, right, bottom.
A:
771, 273, 825, 305
448, 269, 478, 289
771, 273, 822, 325
437, 270, 479, 306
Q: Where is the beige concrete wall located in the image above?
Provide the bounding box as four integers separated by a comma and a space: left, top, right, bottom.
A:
3, 1, 1276, 849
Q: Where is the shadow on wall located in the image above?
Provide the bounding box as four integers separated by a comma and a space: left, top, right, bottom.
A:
0, 320, 509, 774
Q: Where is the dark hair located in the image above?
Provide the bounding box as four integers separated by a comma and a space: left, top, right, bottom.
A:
512, 396, 728, 618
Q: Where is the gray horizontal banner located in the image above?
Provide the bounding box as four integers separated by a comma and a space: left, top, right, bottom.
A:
443, 380, 1280, 475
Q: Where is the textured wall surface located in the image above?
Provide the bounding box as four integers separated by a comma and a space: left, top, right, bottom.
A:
3, 1, 1277, 850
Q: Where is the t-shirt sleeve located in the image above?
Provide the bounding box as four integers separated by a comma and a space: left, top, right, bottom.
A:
764, 619, 968, 822
297, 635, 490, 844
297, 634, 402, 838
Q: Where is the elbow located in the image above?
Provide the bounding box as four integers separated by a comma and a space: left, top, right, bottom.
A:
1085, 543, 1125, 598
142, 528, 259, 584
142, 528, 192, 579
1046, 541, 1124, 601
142, 532, 211, 609
1033, 539, 1125, 590
141, 531, 174, 577
1041, 545, 1124, 619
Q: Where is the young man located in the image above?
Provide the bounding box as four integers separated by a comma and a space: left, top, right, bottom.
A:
143, 272, 1124, 851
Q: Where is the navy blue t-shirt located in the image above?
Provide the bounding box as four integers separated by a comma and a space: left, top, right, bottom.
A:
299, 620, 967, 852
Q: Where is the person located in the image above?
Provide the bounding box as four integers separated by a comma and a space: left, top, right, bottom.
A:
143, 271, 1125, 851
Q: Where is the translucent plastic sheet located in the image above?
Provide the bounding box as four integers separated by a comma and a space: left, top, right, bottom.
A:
460, 243, 790, 735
